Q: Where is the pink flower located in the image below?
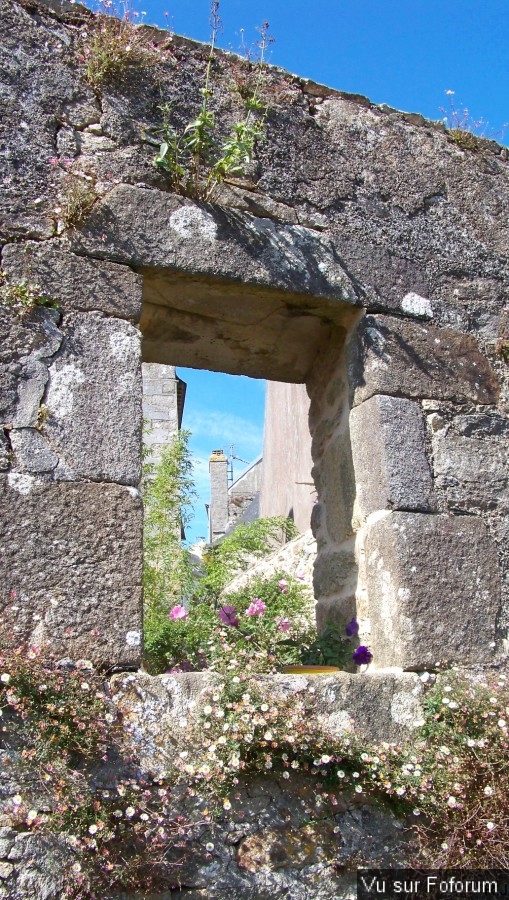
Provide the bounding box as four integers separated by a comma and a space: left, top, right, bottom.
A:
246, 598, 266, 617
278, 618, 291, 632
278, 579, 288, 594
169, 604, 188, 620
218, 605, 239, 627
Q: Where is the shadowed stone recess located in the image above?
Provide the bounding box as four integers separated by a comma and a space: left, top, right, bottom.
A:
350, 394, 434, 518
347, 314, 499, 407
0, 477, 143, 667
2, 243, 143, 320
0, 305, 63, 428
365, 512, 501, 670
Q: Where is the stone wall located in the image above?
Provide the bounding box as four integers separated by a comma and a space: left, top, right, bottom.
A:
1, 0, 508, 892
142, 363, 185, 467
0, 0, 507, 674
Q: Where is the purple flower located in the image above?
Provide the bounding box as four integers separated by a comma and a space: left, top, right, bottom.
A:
169, 604, 188, 620
246, 598, 266, 617
278, 579, 288, 594
218, 605, 239, 627
278, 618, 291, 632
345, 618, 359, 637
352, 645, 373, 666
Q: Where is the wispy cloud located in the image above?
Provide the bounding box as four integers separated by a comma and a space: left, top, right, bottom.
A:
185, 410, 263, 459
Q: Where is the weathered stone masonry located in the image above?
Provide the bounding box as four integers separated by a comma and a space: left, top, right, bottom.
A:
0, 0, 508, 675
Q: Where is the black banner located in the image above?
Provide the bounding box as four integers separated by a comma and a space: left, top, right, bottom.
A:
357, 870, 509, 900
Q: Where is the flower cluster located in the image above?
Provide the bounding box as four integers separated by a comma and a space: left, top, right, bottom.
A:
174, 677, 356, 800
163, 574, 317, 675
0, 647, 194, 895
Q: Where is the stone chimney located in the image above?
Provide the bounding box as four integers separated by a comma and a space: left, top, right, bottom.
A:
209, 450, 229, 543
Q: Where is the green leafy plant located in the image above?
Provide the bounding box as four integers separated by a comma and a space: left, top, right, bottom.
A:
143, 430, 198, 673
81, 2, 154, 92
0, 646, 190, 896
154, 3, 272, 200
440, 89, 506, 150
200, 515, 297, 598
59, 168, 98, 231
496, 339, 509, 363
301, 621, 361, 668
0, 270, 58, 312
161, 572, 316, 675
174, 669, 509, 871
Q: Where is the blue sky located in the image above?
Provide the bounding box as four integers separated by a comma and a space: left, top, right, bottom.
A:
88, 0, 508, 542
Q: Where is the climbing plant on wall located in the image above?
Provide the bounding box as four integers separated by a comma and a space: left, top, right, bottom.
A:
153, 2, 272, 200
143, 429, 198, 671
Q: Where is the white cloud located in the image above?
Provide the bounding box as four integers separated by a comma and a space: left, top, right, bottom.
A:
185, 410, 263, 458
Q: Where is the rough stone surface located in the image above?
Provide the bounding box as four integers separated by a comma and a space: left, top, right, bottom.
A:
0, 433, 9, 471
318, 431, 357, 544
9, 428, 59, 474
0, 305, 63, 428
3, 309, 142, 485
0, 478, 143, 666
364, 511, 502, 669
350, 394, 435, 519
224, 529, 317, 608
430, 413, 509, 515
71, 185, 360, 304
111, 670, 425, 775
347, 314, 500, 407
42, 312, 142, 484
2, 242, 143, 320
1, 0, 508, 888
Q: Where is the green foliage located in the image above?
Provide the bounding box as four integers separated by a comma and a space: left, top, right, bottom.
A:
0, 649, 108, 762
143, 430, 198, 673
301, 623, 356, 668
448, 128, 481, 152
60, 170, 98, 231
439, 89, 506, 150
162, 572, 316, 675
175, 669, 509, 870
82, 9, 153, 92
154, 4, 271, 200
0, 648, 187, 896
200, 515, 297, 598
0, 270, 58, 313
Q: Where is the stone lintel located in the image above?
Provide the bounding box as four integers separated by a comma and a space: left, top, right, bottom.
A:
71, 185, 359, 304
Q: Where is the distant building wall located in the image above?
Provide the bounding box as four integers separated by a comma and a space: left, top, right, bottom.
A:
227, 457, 263, 531
259, 382, 314, 533
209, 450, 229, 543
142, 363, 186, 466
